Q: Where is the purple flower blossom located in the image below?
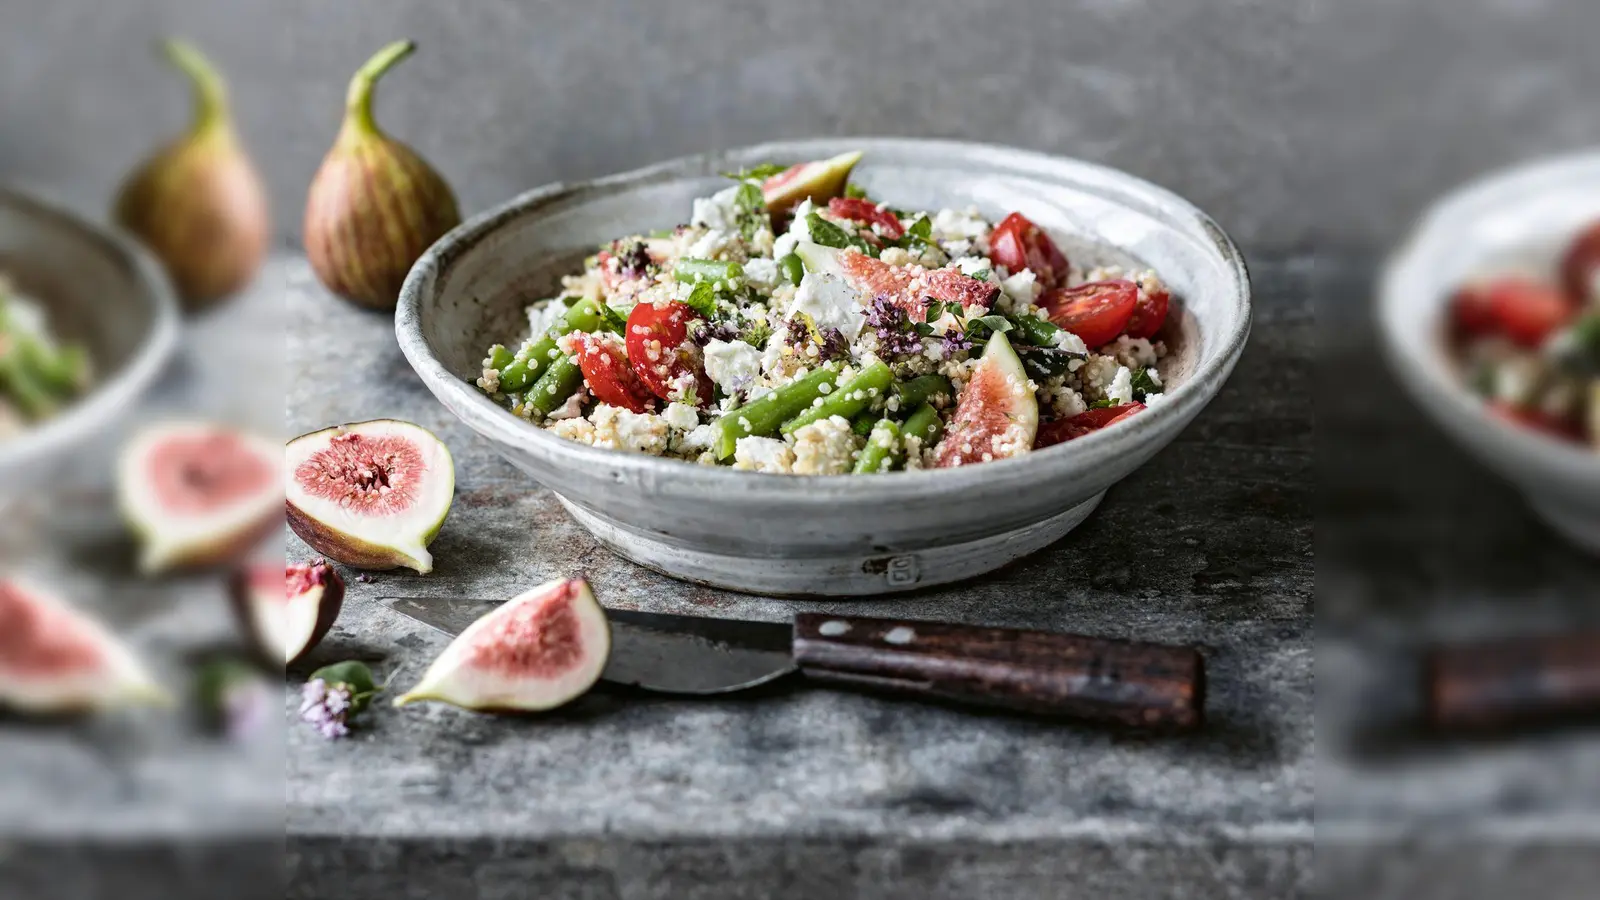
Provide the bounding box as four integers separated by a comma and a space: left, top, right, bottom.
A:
300, 678, 354, 740
940, 328, 973, 358
690, 318, 740, 347
618, 240, 652, 277
864, 296, 923, 357
224, 679, 273, 742
786, 316, 811, 347
817, 327, 850, 362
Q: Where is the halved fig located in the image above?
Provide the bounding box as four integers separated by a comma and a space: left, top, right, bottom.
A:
394, 578, 610, 713
0, 578, 166, 714
231, 559, 345, 667
117, 422, 283, 573
795, 241, 999, 318
762, 151, 862, 212
285, 419, 455, 574
934, 331, 1039, 468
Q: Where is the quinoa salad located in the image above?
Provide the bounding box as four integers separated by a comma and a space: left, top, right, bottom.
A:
1449, 218, 1600, 451
473, 151, 1173, 475
0, 277, 91, 441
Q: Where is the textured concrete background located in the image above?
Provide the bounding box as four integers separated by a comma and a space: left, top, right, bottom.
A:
1, 0, 1595, 253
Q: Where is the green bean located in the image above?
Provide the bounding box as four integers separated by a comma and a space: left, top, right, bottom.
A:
673, 258, 744, 284
779, 361, 894, 435
711, 366, 840, 459
853, 418, 902, 474
900, 402, 945, 453
850, 410, 879, 437
525, 354, 585, 417
778, 253, 805, 286
1005, 312, 1064, 348
499, 298, 603, 392
485, 343, 515, 372
892, 374, 953, 411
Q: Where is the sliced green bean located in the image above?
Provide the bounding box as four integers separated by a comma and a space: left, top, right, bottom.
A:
499, 298, 603, 392
850, 410, 879, 437
0, 354, 58, 419
673, 258, 744, 284
1005, 312, 1064, 348
853, 418, 902, 474
779, 361, 894, 435
892, 374, 953, 411
525, 354, 584, 416
711, 366, 840, 459
900, 402, 945, 454
485, 343, 515, 372
778, 253, 805, 286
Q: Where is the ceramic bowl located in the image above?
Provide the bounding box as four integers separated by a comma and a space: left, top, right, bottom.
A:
396, 139, 1251, 595
1380, 152, 1600, 554
0, 187, 179, 503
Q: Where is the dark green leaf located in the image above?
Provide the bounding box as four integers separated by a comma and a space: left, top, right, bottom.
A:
683, 281, 719, 318
969, 315, 1014, 334
309, 660, 379, 713
806, 212, 856, 249
913, 322, 936, 337
1129, 367, 1161, 400
596, 303, 628, 334
734, 181, 764, 213
844, 182, 869, 200
723, 163, 787, 181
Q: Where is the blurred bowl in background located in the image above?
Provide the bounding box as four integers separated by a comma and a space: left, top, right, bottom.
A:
0, 187, 180, 504
1379, 152, 1600, 553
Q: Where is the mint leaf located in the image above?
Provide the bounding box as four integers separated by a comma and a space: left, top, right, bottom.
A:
969, 315, 1014, 334
683, 281, 719, 318
806, 212, 856, 249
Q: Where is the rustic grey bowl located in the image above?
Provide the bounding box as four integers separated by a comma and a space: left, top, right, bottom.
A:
1380, 152, 1600, 554
396, 139, 1251, 595
0, 187, 179, 503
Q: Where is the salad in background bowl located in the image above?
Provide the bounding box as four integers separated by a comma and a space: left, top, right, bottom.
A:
1380, 152, 1600, 553
0, 277, 93, 440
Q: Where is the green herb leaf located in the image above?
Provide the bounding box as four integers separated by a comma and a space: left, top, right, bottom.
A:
683, 281, 719, 318
1129, 367, 1161, 400
1089, 398, 1118, 409
969, 315, 1014, 334
309, 660, 379, 714
806, 212, 856, 249
913, 322, 936, 337
740, 320, 773, 348
596, 303, 628, 334
734, 181, 765, 213
723, 163, 787, 181
844, 182, 869, 200
924, 301, 947, 322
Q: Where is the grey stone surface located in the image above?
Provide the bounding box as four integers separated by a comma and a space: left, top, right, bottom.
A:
2, 0, 1596, 253
285, 253, 1313, 897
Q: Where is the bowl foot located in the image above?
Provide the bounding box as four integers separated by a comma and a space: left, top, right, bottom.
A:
1529, 497, 1600, 555
556, 491, 1105, 597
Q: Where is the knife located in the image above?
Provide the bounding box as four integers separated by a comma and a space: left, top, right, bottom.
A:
378, 596, 1206, 729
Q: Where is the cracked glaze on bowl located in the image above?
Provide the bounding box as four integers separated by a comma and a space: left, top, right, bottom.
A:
1380, 152, 1600, 554
0, 187, 179, 505
396, 139, 1251, 595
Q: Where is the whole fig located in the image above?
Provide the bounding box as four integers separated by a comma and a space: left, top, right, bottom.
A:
114, 40, 270, 310
304, 41, 461, 311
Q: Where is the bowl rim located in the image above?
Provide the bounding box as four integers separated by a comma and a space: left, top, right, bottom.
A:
396, 137, 1252, 499
1377, 150, 1600, 489
0, 185, 181, 477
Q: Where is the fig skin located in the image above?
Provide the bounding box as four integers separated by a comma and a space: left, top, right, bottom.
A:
761, 151, 862, 213
394, 578, 611, 713
114, 40, 269, 311
304, 40, 462, 311
284, 419, 456, 574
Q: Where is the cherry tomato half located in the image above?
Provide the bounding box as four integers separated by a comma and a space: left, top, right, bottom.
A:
1040, 280, 1139, 348
624, 301, 714, 406
1035, 402, 1146, 448
570, 332, 656, 413
1449, 283, 1499, 337
826, 197, 905, 240
1485, 278, 1575, 348
1561, 221, 1600, 305
1487, 401, 1583, 443
989, 212, 1070, 290
1125, 285, 1170, 340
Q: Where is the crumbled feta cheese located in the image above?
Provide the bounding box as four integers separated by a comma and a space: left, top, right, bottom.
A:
772, 232, 798, 260
678, 423, 716, 451
1112, 335, 1158, 369
1144, 390, 1171, 409
704, 338, 763, 394
527, 299, 566, 337
791, 415, 858, 475
1001, 269, 1040, 305
733, 436, 795, 473
932, 207, 992, 246
662, 401, 700, 432
690, 185, 743, 231
590, 405, 670, 455
1051, 329, 1089, 355
953, 256, 991, 278
686, 228, 733, 260
1106, 366, 1135, 406
742, 257, 779, 288
790, 271, 865, 341
547, 387, 589, 420
549, 417, 597, 445
1081, 356, 1121, 398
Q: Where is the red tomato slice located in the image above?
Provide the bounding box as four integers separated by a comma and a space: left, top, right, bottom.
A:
1485, 278, 1575, 348
1562, 221, 1600, 304
1125, 286, 1170, 340
1035, 403, 1146, 448
1487, 401, 1582, 443
569, 332, 655, 413
1040, 280, 1139, 348
1450, 283, 1499, 336
624, 301, 714, 406
827, 197, 904, 240
989, 212, 1070, 290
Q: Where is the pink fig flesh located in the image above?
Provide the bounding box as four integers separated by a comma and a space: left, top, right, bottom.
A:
395, 578, 610, 712
117, 423, 283, 573
285, 419, 455, 574
231, 560, 345, 667
0, 579, 165, 714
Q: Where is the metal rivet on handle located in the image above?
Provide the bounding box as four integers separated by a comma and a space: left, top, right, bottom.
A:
819, 620, 850, 637
884, 626, 916, 646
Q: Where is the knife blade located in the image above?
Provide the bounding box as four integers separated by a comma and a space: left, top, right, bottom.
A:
378, 595, 1207, 728
378, 596, 797, 694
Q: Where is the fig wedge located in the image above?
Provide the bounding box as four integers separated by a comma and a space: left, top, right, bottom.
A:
0, 578, 166, 714
285, 419, 455, 574
231, 560, 345, 667
762, 151, 862, 212
118, 423, 282, 573
395, 578, 610, 712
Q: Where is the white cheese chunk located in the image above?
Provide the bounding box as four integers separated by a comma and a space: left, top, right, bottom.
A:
789, 271, 864, 341
703, 338, 763, 394
690, 186, 743, 231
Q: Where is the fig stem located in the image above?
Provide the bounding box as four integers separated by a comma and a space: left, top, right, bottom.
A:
345, 40, 416, 136
161, 39, 229, 133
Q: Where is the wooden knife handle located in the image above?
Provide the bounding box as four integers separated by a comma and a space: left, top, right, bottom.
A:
1425, 632, 1600, 730
792, 613, 1205, 729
